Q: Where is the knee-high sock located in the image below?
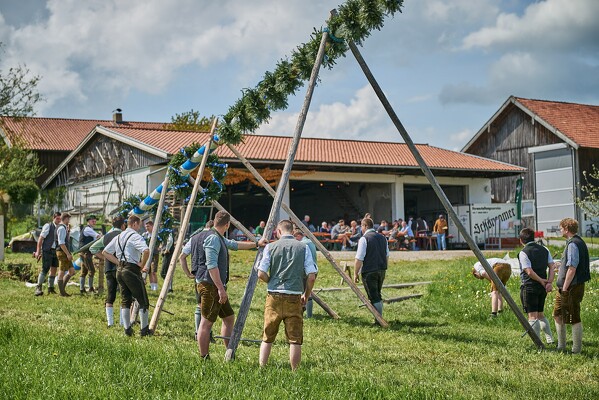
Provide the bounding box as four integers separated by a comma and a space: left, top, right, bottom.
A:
37, 272, 47, 286
48, 275, 55, 288
373, 301, 383, 316
121, 308, 131, 329
529, 319, 541, 339
106, 306, 114, 326
555, 322, 566, 350
572, 323, 582, 354
79, 277, 85, 290
139, 309, 149, 330
306, 297, 313, 318
194, 305, 201, 336
88, 276, 94, 289
539, 317, 554, 343
63, 272, 71, 284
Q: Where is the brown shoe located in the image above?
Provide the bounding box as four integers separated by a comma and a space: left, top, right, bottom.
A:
48, 287, 57, 295
58, 280, 71, 297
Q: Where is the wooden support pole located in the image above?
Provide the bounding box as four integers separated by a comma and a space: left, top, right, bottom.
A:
224, 18, 332, 362
149, 118, 218, 332
188, 177, 340, 322
143, 173, 170, 277
228, 143, 388, 327
383, 294, 423, 304
311, 292, 339, 319
317, 281, 432, 292
345, 36, 544, 349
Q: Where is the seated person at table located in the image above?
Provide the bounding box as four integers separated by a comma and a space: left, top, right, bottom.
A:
330, 219, 350, 240
254, 220, 266, 237
341, 220, 362, 250
377, 220, 391, 236
319, 221, 330, 233
399, 220, 415, 249
302, 215, 316, 232
388, 221, 401, 240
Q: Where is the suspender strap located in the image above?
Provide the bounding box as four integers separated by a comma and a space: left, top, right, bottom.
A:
117, 232, 135, 263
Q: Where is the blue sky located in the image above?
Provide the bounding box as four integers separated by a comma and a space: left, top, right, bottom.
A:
1, 0, 598, 150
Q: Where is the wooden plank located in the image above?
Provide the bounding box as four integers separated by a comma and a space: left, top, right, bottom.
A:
317, 281, 432, 292
149, 119, 218, 332
383, 294, 423, 304
224, 19, 331, 362
311, 292, 339, 319
345, 33, 544, 349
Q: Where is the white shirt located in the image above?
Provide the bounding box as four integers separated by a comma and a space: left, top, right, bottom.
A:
519, 245, 553, 271
181, 240, 192, 256
56, 225, 69, 246
83, 225, 101, 240
104, 227, 148, 264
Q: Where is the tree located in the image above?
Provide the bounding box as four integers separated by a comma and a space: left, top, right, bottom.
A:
0, 44, 44, 236
577, 166, 599, 218
165, 110, 213, 132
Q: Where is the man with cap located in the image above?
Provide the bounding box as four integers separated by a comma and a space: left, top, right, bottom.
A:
80, 215, 102, 294
354, 217, 388, 324
33, 212, 62, 296
102, 215, 151, 336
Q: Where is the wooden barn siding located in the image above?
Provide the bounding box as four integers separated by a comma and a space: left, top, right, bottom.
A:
48, 136, 167, 189
467, 106, 562, 203
35, 150, 70, 186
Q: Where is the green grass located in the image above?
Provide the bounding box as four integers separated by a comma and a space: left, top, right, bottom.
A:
1, 249, 598, 399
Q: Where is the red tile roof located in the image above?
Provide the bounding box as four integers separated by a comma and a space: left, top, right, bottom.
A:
516, 98, 599, 149
0, 116, 167, 151
106, 126, 525, 173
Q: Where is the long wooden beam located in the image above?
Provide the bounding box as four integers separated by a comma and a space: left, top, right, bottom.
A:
149, 119, 217, 332
224, 16, 332, 362
228, 143, 388, 327
344, 32, 544, 349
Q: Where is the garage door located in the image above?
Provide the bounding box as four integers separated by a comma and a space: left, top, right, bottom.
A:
534, 148, 575, 233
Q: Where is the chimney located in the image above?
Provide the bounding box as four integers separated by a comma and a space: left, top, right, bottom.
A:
112, 108, 123, 123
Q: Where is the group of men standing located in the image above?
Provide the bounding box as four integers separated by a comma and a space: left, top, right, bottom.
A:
473, 217, 591, 354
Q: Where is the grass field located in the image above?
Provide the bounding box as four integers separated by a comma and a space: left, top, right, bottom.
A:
1, 246, 598, 399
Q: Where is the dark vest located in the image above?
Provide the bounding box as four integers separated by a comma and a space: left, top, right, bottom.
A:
362, 231, 388, 274
103, 229, 122, 272
81, 225, 96, 246
41, 223, 57, 251
192, 229, 229, 285
519, 242, 549, 287
558, 235, 590, 288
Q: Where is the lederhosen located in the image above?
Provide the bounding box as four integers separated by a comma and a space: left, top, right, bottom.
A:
103, 229, 121, 305
115, 232, 149, 310
80, 226, 96, 278
55, 224, 73, 271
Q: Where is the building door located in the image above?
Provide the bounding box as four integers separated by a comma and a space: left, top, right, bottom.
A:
534, 148, 575, 233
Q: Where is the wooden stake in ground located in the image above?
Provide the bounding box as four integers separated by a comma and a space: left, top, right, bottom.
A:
224, 18, 332, 362
149, 118, 217, 332
228, 143, 387, 326
344, 35, 544, 349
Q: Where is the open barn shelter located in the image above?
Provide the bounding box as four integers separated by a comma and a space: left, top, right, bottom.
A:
41, 124, 524, 227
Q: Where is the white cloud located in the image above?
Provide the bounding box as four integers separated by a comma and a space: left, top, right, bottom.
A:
0, 0, 337, 112
257, 85, 397, 142
462, 0, 599, 51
